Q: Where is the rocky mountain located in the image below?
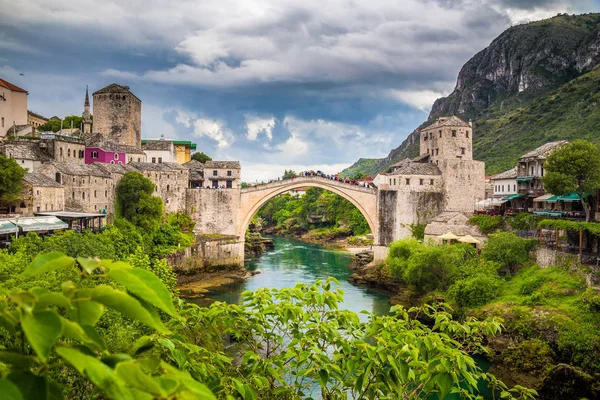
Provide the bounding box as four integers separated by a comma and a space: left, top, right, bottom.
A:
342, 13, 600, 177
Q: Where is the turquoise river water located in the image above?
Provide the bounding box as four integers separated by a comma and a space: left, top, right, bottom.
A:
198, 235, 492, 399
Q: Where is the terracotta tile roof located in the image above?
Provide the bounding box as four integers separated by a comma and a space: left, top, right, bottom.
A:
0, 78, 27, 93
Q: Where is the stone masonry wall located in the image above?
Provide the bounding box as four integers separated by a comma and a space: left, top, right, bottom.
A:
186, 188, 241, 236
93, 92, 141, 148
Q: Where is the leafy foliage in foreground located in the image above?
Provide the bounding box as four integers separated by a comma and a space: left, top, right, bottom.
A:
0, 254, 536, 400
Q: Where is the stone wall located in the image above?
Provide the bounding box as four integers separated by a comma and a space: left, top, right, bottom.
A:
187, 188, 241, 236
377, 190, 398, 246
93, 92, 141, 149
135, 166, 189, 214
440, 159, 485, 214
44, 138, 85, 164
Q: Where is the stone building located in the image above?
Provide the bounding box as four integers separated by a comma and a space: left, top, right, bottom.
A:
0, 78, 28, 139
130, 162, 189, 213
516, 141, 567, 210
424, 211, 486, 248
27, 111, 49, 132
0, 140, 53, 171
85, 133, 146, 164
204, 161, 241, 189
419, 116, 485, 213
39, 133, 86, 164
92, 83, 141, 149
184, 160, 204, 188
37, 162, 114, 214
20, 173, 65, 215
142, 139, 176, 163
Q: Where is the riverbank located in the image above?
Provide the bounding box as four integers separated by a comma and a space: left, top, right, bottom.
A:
263, 225, 373, 250
177, 268, 259, 300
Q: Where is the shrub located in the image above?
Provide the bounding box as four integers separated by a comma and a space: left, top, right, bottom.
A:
386, 238, 422, 279
482, 232, 533, 273
469, 214, 505, 234
448, 274, 503, 307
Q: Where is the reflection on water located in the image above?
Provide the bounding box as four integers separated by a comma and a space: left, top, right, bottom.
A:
193, 236, 392, 316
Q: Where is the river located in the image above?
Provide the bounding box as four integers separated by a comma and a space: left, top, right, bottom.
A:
199, 235, 392, 316
192, 235, 492, 399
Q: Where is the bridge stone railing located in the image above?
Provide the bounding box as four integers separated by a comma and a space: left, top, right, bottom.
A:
241, 176, 377, 195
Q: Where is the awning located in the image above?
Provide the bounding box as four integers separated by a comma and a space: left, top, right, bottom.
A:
0, 220, 18, 235
503, 193, 525, 200
545, 195, 560, 203
475, 198, 507, 208
458, 235, 481, 244
533, 194, 554, 202
11, 216, 68, 232
558, 193, 581, 202
516, 177, 534, 183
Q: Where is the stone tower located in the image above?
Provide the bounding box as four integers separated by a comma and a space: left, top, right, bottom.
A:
92, 83, 141, 149
82, 85, 92, 135
419, 116, 485, 214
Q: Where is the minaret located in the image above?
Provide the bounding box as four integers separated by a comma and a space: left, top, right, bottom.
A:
82, 85, 92, 134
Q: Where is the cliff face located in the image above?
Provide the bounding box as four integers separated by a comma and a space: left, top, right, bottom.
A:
342, 13, 600, 176
431, 14, 600, 118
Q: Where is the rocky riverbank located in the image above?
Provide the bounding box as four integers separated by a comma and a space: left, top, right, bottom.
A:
177, 268, 260, 300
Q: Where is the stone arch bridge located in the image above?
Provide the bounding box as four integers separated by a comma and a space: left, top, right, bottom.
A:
239, 176, 379, 242
187, 176, 442, 268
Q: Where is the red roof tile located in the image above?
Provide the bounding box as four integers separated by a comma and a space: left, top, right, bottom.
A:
0, 78, 28, 94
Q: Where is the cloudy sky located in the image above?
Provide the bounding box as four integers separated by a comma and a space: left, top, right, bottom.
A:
1, 0, 597, 180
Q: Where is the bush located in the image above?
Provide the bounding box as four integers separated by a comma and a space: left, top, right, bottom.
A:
520, 276, 548, 295
448, 274, 503, 307
482, 232, 534, 273
508, 212, 541, 231
386, 238, 422, 279
469, 214, 505, 234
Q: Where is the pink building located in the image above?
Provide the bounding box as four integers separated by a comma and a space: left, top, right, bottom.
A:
84, 147, 126, 165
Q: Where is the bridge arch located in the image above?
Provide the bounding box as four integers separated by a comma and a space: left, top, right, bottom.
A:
239, 177, 378, 244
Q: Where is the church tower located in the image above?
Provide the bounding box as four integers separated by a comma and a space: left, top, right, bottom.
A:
82, 85, 92, 135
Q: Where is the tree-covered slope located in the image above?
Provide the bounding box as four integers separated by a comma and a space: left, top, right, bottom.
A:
341, 13, 600, 177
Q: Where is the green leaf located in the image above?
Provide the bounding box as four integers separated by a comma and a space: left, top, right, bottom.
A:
0, 351, 38, 368
69, 299, 104, 326
133, 336, 154, 356
115, 361, 164, 396
20, 311, 62, 362
34, 292, 71, 311
317, 369, 329, 387
436, 372, 454, 400
90, 285, 169, 333
0, 379, 23, 400
56, 346, 133, 400
106, 262, 177, 316
21, 252, 74, 278
76, 258, 102, 274
101, 354, 132, 368
6, 372, 61, 400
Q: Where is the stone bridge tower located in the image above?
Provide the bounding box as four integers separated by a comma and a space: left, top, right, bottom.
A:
92, 83, 142, 148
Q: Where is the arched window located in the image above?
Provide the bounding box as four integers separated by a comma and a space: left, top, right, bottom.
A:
92, 151, 98, 159
114, 153, 119, 160
167, 184, 170, 191
110, 160, 115, 164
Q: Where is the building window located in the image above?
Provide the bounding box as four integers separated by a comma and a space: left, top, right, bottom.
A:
405, 178, 410, 185
502, 185, 504, 192
60, 148, 63, 157
152, 157, 156, 163
393, 178, 396, 185
36, 190, 40, 196
423, 134, 427, 141
530, 166, 534, 175
36, 206, 40, 212
427, 149, 430, 154
513, 184, 516, 191
110, 160, 115, 164
389, 179, 392, 185
167, 184, 170, 191
226, 180, 232, 189
212, 180, 218, 188
82, 192, 85, 200
72, 191, 75, 199
55, 172, 61, 184
114, 153, 119, 160
466, 130, 469, 138
94, 190, 97, 198
435, 148, 439, 156
213, 170, 218, 176
68, 149, 71, 157
158, 157, 162, 163
73, 177, 75, 183
461, 147, 466, 155
439, 130, 442, 138
430, 179, 434, 185
105, 190, 107, 197
452, 130, 456, 137
419, 179, 423, 185
92, 151, 98, 159
137, 158, 141, 162
227, 170, 232, 176
1, 117, 3, 127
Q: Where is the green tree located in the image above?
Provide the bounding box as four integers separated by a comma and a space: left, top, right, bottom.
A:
282, 169, 297, 179
543, 140, 600, 222
191, 152, 212, 163
482, 232, 533, 274
115, 172, 163, 231
0, 155, 26, 204
37, 115, 87, 133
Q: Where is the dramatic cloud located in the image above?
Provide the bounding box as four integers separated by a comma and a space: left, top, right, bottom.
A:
0, 0, 596, 179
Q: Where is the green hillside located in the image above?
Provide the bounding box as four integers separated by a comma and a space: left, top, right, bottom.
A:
338, 158, 381, 177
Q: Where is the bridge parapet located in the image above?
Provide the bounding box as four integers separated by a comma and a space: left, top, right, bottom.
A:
241, 176, 377, 195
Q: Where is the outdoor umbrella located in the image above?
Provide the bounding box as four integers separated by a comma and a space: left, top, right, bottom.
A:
439, 232, 459, 240
458, 235, 480, 244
